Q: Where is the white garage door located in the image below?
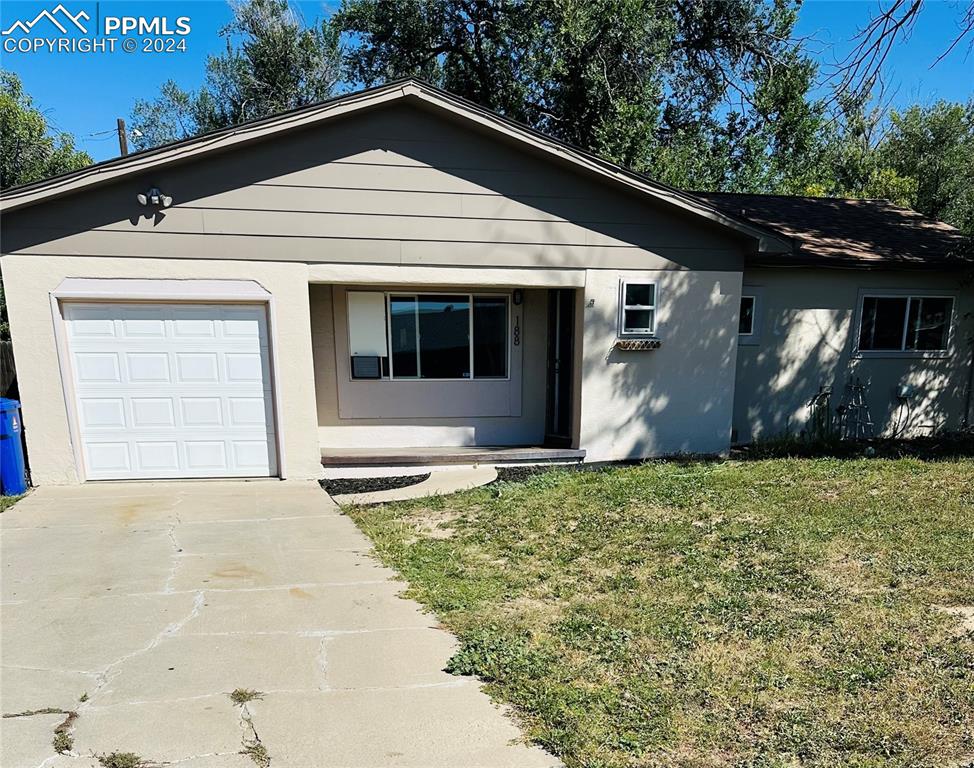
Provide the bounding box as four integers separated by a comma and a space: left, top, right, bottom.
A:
64, 303, 278, 480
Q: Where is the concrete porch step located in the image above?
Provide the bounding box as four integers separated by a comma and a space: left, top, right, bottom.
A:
320, 446, 586, 468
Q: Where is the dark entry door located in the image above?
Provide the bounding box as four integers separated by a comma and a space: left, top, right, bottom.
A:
545, 289, 575, 446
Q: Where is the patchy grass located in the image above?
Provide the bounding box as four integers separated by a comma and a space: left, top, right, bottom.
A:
0, 494, 22, 514
346, 459, 974, 768
97, 752, 147, 768
230, 688, 264, 705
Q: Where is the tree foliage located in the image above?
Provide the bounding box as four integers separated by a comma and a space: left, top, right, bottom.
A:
336, 0, 825, 191
130, 0, 341, 150
0, 71, 91, 190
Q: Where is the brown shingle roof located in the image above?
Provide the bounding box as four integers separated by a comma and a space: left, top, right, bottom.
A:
694, 193, 972, 268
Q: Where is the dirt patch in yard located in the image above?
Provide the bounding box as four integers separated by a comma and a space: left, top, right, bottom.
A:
320, 474, 430, 497
937, 605, 974, 637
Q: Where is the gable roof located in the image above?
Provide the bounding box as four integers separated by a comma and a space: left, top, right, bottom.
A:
0, 79, 790, 255
696, 193, 972, 268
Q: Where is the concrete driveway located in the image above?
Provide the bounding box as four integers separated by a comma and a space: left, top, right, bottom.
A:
0, 481, 557, 768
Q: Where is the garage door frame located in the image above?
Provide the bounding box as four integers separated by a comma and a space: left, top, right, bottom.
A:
50, 279, 287, 482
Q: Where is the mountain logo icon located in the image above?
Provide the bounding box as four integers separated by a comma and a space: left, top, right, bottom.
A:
2, 4, 90, 35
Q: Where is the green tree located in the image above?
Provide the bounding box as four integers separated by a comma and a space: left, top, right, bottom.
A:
0, 71, 91, 189
822, 98, 973, 234
336, 0, 827, 189
131, 0, 341, 150
879, 101, 974, 234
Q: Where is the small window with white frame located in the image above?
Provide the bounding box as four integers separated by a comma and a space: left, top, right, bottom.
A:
856, 294, 953, 353
619, 280, 656, 337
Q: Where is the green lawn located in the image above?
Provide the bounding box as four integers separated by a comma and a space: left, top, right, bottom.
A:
346, 459, 974, 768
0, 494, 22, 513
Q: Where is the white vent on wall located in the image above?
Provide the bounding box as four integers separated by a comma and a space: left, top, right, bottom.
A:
347, 292, 388, 357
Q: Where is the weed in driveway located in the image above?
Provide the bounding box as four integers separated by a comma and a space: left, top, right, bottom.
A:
52, 731, 73, 753
241, 741, 271, 768
230, 688, 264, 705
52, 710, 77, 753
2, 707, 65, 718
97, 752, 146, 768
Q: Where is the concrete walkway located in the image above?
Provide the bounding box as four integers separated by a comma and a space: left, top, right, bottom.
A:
330, 466, 498, 505
0, 481, 557, 768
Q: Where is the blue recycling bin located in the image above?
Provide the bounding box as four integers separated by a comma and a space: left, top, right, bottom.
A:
0, 398, 28, 495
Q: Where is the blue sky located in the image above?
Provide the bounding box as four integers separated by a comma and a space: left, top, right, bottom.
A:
2, 0, 972, 162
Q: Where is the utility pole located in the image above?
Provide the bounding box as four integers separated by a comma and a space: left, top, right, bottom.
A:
116, 118, 129, 156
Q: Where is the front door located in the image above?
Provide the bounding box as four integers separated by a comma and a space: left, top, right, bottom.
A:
545, 289, 574, 447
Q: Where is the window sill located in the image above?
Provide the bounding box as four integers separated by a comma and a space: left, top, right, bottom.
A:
853, 349, 951, 360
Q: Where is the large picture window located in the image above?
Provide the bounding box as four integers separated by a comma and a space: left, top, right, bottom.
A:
350, 291, 510, 380
856, 294, 953, 353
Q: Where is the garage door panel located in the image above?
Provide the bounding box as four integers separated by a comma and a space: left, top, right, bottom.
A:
80, 398, 127, 429
176, 353, 221, 383
185, 441, 228, 471
120, 308, 167, 337
65, 303, 277, 480
232, 440, 271, 470
181, 397, 225, 427
85, 442, 131, 474
67, 306, 118, 337
131, 398, 176, 428
75, 353, 122, 383
127, 353, 171, 383
136, 441, 181, 471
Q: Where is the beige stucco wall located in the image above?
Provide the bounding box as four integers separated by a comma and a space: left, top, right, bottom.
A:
311, 284, 548, 448
733, 268, 974, 442
579, 269, 743, 460
1, 255, 321, 485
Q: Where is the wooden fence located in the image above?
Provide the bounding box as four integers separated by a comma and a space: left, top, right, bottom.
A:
0, 340, 16, 396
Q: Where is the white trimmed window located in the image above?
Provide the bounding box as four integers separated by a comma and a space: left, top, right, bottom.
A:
619, 281, 656, 336
856, 294, 953, 353
347, 291, 509, 380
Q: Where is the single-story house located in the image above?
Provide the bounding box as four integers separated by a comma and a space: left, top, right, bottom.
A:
1, 79, 971, 485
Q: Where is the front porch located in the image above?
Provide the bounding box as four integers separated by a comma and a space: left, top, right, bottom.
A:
309, 268, 584, 469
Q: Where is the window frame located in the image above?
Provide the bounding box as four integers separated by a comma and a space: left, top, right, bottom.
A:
361, 290, 511, 382
738, 294, 756, 336
617, 280, 658, 338
852, 289, 955, 358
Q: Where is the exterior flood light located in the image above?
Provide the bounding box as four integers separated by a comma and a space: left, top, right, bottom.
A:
137, 187, 173, 208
